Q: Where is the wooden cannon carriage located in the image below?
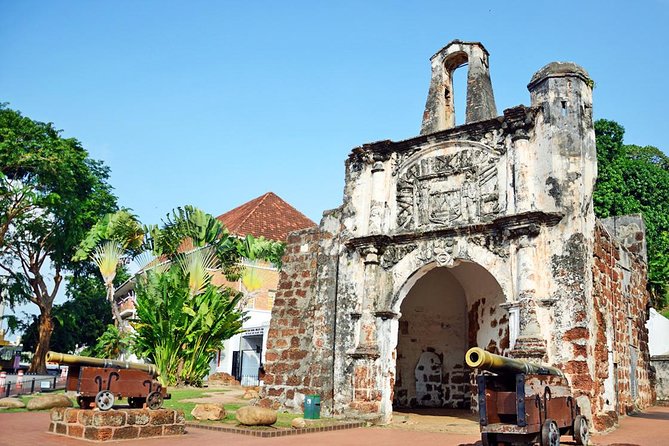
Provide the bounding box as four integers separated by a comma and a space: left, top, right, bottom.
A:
466, 347, 589, 446
46, 351, 170, 411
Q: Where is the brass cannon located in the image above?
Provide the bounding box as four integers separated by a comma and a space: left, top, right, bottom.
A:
466, 347, 589, 446
46, 351, 170, 411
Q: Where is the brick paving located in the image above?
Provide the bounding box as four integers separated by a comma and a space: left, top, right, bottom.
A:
1, 406, 667, 445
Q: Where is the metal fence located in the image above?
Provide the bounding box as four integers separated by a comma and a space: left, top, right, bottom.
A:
239, 374, 260, 387
2, 375, 66, 398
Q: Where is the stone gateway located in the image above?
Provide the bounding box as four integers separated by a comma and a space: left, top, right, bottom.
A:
260, 41, 653, 432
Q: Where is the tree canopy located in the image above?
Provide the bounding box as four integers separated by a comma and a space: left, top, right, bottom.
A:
20, 265, 128, 354
593, 119, 669, 312
0, 104, 117, 372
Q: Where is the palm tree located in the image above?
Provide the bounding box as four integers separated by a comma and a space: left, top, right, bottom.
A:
92, 241, 125, 326
75, 209, 145, 328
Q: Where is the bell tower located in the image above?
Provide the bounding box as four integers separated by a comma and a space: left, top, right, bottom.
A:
420, 40, 497, 134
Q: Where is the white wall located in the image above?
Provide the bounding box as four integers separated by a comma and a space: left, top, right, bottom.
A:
209, 309, 272, 376
647, 308, 669, 356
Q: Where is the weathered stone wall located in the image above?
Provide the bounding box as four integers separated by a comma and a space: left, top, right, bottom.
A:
260, 218, 341, 414
587, 221, 653, 430
651, 355, 669, 403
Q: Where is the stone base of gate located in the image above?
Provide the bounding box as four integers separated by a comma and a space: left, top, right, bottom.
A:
48, 407, 185, 441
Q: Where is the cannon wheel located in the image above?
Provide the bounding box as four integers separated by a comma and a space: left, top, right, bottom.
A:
573, 415, 589, 445
77, 396, 94, 409
481, 433, 497, 446
128, 397, 145, 409
95, 390, 115, 411
541, 419, 560, 446
147, 391, 163, 410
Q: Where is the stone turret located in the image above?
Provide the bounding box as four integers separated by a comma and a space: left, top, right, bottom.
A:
421, 40, 497, 134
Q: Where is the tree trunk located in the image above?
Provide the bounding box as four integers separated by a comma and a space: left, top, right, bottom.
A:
107, 283, 124, 328
29, 308, 54, 374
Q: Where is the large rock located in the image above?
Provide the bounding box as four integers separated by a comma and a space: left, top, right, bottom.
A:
26, 393, 73, 410
235, 406, 277, 426
191, 403, 227, 421
208, 372, 240, 386
242, 387, 260, 399
0, 397, 25, 408
291, 417, 306, 429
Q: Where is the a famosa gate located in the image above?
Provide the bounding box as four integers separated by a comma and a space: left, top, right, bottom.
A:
259, 41, 653, 431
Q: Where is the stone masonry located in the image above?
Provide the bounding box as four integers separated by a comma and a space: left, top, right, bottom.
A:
48, 407, 185, 441
260, 40, 653, 431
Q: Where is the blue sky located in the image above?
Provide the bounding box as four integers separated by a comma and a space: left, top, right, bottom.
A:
1, 1, 668, 336
2, 1, 668, 226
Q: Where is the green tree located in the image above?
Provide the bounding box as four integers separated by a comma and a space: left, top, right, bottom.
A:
132, 262, 244, 386
74, 209, 144, 327
19, 265, 128, 354
593, 119, 669, 310
0, 104, 116, 372
131, 207, 249, 386
90, 324, 132, 359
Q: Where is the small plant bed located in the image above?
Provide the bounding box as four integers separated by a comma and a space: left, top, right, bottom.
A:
187, 417, 366, 438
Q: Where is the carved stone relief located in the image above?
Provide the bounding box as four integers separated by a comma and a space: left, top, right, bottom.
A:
380, 244, 417, 270
479, 129, 507, 153
396, 144, 503, 230
416, 238, 459, 268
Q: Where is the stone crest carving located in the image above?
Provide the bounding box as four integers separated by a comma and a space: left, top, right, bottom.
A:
396, 143, 503, 230
416, 238, 459, 267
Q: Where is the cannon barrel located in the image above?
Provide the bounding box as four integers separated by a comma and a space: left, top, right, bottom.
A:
46, 351, 158, 377
465, 347, 564, 376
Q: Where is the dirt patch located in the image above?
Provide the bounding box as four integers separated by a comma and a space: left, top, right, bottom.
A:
181, 386, 248, 405
383, 408, 480, 435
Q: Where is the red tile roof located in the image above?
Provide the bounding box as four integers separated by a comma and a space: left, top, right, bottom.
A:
216, 192, 316, 242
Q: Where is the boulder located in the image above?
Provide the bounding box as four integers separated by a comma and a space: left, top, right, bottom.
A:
191, 403, 227, 421
291, 417, 306, 429
235, 406, 277, 426
208, 372, 240, 386
26, 394, 73, 410
0, 397, 25, 408
242, 388, 260, 399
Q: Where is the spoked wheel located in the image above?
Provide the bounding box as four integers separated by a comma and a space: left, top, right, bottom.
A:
573, 415, 589, 445
541, 419, 561, 446
147, 391, 163, 410
95, 390, 115, 411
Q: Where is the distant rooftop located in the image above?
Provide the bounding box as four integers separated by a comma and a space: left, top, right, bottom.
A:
217, 192, 316, 242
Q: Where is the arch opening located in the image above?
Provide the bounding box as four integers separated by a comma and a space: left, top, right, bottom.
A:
391, 260, 509, 414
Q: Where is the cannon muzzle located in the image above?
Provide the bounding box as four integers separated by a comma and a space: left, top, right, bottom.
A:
46, 351, 158, 377
465, 347, 563, 376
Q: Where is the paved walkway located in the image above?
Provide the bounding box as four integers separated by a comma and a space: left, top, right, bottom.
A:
1, 405, 667, 445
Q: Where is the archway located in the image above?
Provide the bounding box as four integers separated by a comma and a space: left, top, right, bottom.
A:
392, 259, 509, 413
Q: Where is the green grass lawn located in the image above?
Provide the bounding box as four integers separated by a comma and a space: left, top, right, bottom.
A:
1, 387, 338, 430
